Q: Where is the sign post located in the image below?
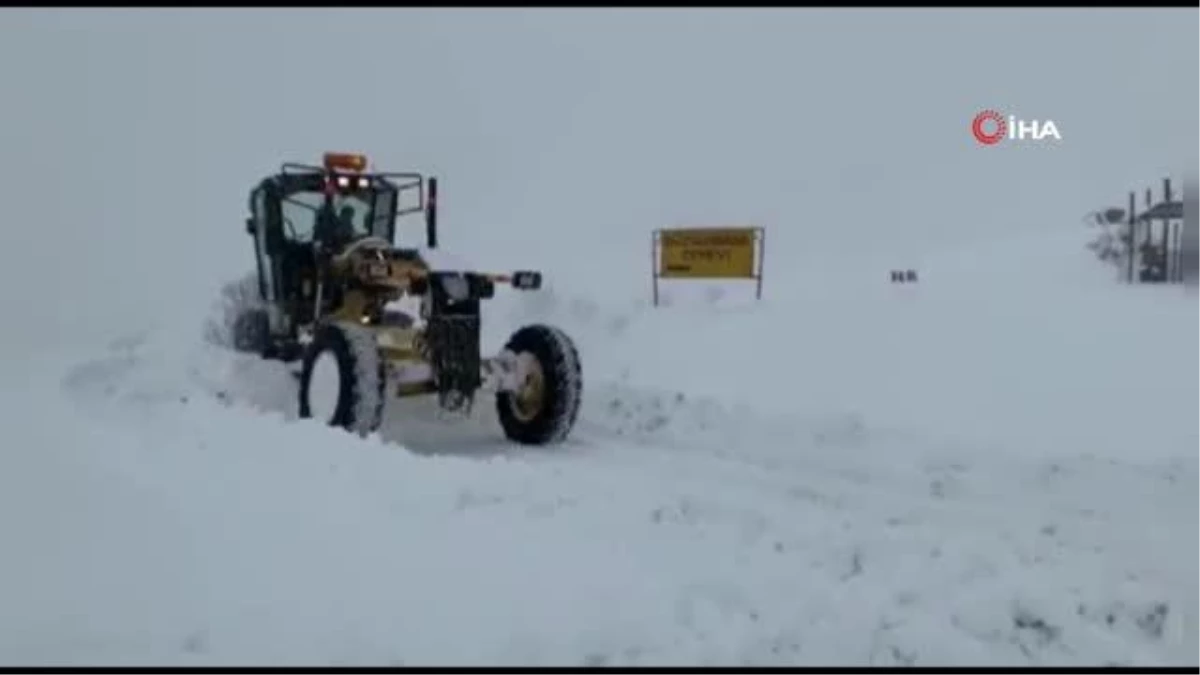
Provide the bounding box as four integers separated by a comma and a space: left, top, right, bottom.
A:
651, 226, 765, 306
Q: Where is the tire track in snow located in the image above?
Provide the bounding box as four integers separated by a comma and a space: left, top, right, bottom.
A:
55, 323, 1197, 666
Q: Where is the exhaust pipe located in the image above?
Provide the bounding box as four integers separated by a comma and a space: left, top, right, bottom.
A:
426, 177, 438, 249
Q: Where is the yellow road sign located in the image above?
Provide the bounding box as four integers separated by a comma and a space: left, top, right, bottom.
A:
657, 228, 757, 279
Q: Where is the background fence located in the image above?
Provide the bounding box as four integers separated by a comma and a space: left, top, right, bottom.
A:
1088, 177, 1194, 285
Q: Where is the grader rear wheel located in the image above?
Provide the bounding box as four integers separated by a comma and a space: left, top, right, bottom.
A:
298, 321, 387, 437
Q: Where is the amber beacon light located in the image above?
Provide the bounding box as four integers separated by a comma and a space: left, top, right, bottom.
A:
323, 152, 369, 172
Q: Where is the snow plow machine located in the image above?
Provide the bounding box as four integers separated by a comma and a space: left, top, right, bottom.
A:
223, 152, 582, 445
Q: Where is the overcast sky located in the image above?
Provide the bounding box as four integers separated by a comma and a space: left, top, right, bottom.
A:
0, 8, 1194, 334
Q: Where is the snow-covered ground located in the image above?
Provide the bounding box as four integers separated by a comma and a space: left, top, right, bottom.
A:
0, 8, 1195, 667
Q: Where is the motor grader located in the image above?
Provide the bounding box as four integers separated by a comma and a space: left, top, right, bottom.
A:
228, 152, 582, 445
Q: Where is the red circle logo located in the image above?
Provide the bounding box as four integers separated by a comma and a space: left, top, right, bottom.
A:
971, 110, 1006, 146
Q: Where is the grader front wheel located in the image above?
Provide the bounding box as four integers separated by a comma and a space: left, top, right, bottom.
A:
496, 324, 582, 446
508, 353, 545, 424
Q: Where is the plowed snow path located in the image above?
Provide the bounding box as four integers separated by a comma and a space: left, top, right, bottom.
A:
0, 318, 1189, 666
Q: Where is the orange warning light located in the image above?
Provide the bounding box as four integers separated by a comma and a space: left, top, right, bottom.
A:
323, 152, 368, 173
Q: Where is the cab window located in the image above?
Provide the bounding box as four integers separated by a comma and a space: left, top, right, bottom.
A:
280, 192, 373, 242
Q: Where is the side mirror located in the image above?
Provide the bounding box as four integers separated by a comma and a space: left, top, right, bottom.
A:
511, 270, 542, 290
245, 217, 255, 235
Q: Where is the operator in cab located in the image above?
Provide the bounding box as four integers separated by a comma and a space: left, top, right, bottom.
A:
313, 201, 359, 249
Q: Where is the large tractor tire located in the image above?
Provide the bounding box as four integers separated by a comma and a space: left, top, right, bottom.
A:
298, 321, 387, 437
496, 324, 582, 446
